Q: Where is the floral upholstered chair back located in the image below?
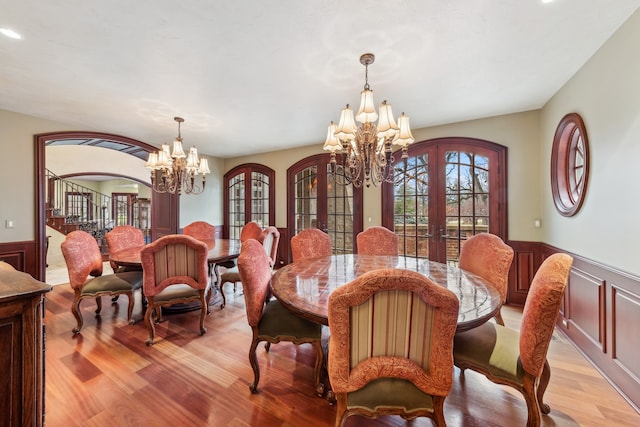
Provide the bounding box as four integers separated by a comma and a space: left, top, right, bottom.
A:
62, 230, 105, 289
520, 253, 572, 378
357, 226, 399, 256
260, 226, 280, 269
328, 268, 459, 403
140, 234, 209, 298
290, 228, 332, 262
237, 239, 272, 326
458, 233, 513, 325
240, 221, 263, 242
105, 225, 145, 272
183, 221, 216, 247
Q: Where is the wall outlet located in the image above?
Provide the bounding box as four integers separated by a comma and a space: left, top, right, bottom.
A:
5, 220, 15, 229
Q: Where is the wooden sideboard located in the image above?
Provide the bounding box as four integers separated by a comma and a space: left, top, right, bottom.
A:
0, 261, 52, 427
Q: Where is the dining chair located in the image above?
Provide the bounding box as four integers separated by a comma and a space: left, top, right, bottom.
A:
182, 221, 216, 244
140, 234, 210, 346
290, 228, 332, 262
218, 222, 266, 307
61, 230, 143, 334
458, 232, 514, 325
453, 253, 573, 427
237, 239, 325, 395
356, 226, 399, 256
105, 225, 145, 273
327, 268, 459, 427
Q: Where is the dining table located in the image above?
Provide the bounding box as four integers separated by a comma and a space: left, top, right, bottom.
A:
109, 238, 242, 311
270, 254, 501, 332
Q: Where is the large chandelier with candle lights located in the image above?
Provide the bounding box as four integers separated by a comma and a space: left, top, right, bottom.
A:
145, 116, 210, 195
323, 53, 415, 188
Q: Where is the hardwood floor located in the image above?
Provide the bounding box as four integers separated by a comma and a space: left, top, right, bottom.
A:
44, 283, 639, 426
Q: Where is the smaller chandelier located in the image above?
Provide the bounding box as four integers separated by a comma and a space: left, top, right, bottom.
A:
145, 116, 211, 195
323, 53, 415, 188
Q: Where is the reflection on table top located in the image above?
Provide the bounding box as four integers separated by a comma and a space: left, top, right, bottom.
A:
109, 238, 242, 267
271, 254, 501, 332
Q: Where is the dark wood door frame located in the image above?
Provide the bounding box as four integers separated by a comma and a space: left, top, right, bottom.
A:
34, 131, 178, 281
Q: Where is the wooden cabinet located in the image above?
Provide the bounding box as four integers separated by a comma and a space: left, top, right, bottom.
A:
0, 262, 51, 427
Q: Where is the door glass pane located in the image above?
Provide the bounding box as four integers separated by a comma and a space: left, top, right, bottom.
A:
250, 171, 269, 227
327, 165, 354, 254
228, 173, 245, 240
394, 154, 429, 258
294, 166, 318, 234
445, 151, 490, 264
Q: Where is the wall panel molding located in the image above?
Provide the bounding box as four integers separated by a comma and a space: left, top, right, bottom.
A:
0, 241, 36, 277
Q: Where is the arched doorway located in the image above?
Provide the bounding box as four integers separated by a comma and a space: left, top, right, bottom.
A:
34, 131, 178, 281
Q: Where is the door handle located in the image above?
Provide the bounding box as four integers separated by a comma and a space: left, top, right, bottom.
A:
439, 225, 449, 242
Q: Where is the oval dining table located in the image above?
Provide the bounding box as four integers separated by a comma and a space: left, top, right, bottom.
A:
271, 254, 501, 332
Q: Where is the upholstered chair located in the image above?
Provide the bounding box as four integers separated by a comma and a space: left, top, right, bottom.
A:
61, 230, 143, 334
356, 226, 399, 256
453, 253, 573, 427
328, 268, 459, 427
218, 222, 267, 308
458, 233, 514, 325
105, 225, 145, 273
240, 221, 263, 241
140, 234, 210, 346
290, 228, 332, 262
182, 221, 216, 246
237, 239, 325, 395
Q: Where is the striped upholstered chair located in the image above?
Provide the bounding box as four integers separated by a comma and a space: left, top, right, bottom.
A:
327, 268, 459, 427
356, 226, 399, 256
453, 253, 573, 427
140, 234, 210, 345
458, 233, 514, 325
61, 230, 143, 334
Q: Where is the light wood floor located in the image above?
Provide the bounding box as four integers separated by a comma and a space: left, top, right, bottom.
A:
44, 283, 640, 426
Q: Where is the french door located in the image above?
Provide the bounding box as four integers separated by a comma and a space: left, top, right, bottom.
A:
383, 137, 507, 264
287, 154, 363, 256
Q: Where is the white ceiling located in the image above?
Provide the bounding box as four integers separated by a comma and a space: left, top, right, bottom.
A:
1, 0, 639, 158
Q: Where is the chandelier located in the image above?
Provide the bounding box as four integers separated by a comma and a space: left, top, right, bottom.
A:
145, 117, 211, 195
323, 53, 415, 188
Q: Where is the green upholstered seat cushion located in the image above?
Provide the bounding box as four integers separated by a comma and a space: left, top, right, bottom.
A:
347, 377, 435, 413
259, 299, 322, 340
81, 270, 142, 295
152, 283, 203, 303
453, 321, 524, 384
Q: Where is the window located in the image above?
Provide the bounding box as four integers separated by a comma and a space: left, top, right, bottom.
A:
383, 137, 507, 264
551, 113, 589, 217
224, 164, 275, 239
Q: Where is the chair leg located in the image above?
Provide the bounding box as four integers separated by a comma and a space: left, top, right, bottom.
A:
219, 282, 227, 309
144, 299, 156, 346
522, 373, 542, 427
94, 296, 102, 315
199, 293, 207, 335
71, 292, 84, 334
494, 308, 505, 326
334, 394, 348, 427
248, 336, 261, 393
126, 291, 135, 325
537, 360, 552, 414
311, 340, 325, 396
432, 395, 447, 426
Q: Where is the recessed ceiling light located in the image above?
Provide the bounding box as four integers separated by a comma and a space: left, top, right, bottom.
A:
0, 28, 22, 40
541, 0, 555, 3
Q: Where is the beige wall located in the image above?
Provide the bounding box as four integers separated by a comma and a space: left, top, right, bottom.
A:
224, 111, 542, 242
540, 8, 640, 275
